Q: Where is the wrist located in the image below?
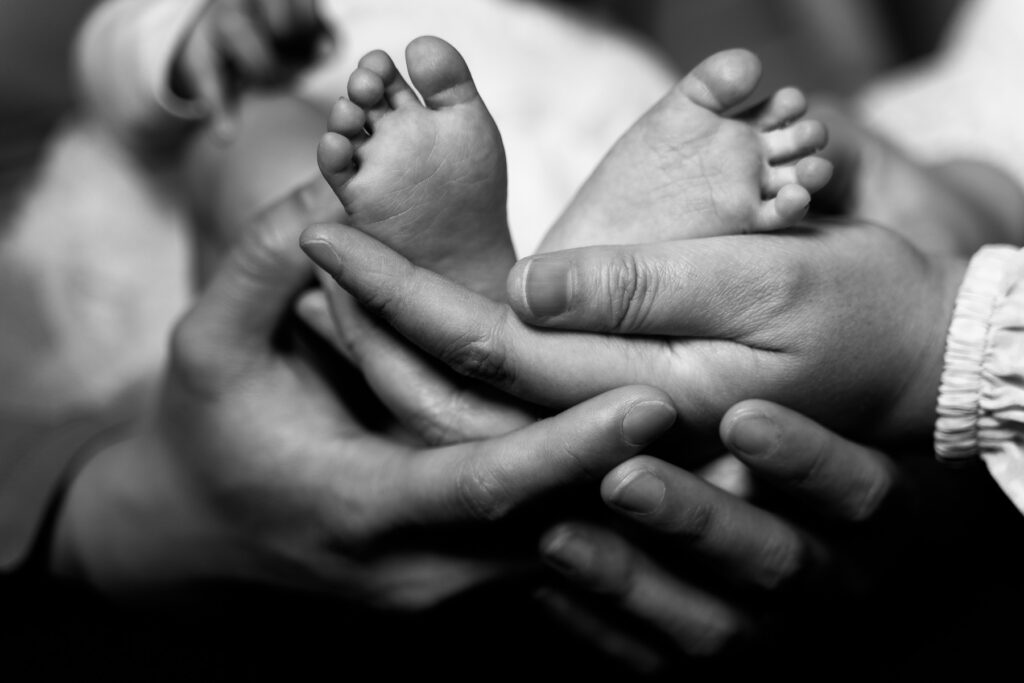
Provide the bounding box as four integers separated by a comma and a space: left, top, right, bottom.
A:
879, 253, 968, 440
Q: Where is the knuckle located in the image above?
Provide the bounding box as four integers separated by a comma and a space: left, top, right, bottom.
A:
453, 457, 514, 522
748, 260, 809, 324
667, 498, 716, 543
750, 529, 806, 591
603, 253, 658, 333
437, 311, 516, 388
844, 466, 895, 523
788, 430, 830, 492
590, 543, 638, 600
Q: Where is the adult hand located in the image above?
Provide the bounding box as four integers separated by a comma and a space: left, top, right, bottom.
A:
300, 218, 965, 452
49, 185, 677, 607
296, 275, 539, 445
535, 399, 907, 671
535, 399, 1023, 676
173, 0, 333, 141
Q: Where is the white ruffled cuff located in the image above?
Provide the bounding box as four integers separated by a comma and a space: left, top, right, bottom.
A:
935, 244, 1024, 513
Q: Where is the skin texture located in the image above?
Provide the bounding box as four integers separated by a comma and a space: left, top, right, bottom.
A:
295, 221, 998, 674
540, 48, 832, 252
301, 217, 965, 452
49, 182, 677, 605
317, 36, 515, 301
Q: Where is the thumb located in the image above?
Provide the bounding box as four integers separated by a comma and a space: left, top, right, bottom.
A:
182, 185, 314, 363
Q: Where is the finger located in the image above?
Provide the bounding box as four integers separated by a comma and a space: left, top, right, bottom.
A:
299, 225, 694, 412
375, 386, 677, 529
720, 400, 900, 523
600, 456, 813, 590
534, 587, 667, 674
306, 273, 536, 444
505, 238, 799, 338
178, 183, 315, 364
540, 523, 753, 657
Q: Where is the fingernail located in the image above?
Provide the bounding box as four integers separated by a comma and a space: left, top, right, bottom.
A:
523, 257, 571, 318
541, 529, 593, 577
621, 401, 676, 446
727, 413, 779, 458
607, 469, 665, 515
301, 239, 342, 273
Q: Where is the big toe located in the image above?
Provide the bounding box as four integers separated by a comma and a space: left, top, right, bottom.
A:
679, 48, 763, 113
405, 35, 479, 109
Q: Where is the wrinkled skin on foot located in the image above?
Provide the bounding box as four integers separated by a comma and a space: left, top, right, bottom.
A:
540, 48, 833, 252
318, 35, 515, 301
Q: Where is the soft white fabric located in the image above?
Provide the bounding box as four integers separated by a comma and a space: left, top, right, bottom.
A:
936, 245, 1024, 514
73, 0, 211, 143
857, 0, 1024, 189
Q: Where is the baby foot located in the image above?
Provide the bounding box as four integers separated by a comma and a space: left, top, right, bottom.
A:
318, 36, 515, 301
539, 49, 832, 252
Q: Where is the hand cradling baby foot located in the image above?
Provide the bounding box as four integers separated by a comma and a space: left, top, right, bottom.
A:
540, 48, 833, 251
318, 36, 515, 301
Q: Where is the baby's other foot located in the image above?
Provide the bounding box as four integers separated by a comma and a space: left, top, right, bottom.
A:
318, 36, 514, 301
540, 49, 832, 252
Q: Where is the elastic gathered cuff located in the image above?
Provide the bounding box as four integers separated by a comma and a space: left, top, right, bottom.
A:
935, 245, 1024, 514
935, 245, 1024, 462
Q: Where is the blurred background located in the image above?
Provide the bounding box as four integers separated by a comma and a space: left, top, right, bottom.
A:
0, 0, 966, 200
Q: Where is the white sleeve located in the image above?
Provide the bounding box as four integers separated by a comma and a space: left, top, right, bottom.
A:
855, 0, 1024, 188
935, 245, 1024, 514
72, 0, 212, 145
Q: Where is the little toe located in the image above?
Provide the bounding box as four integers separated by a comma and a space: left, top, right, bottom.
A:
317, 132, 357, 195
327, 97, 367, 139
405, 35, 480, 109
678, 48, 763, 113
796, 156, 834, 193
747, 87, 807, 130
762, 162, 803, 195
756, 184, 810, 230
764, 119, 828, 164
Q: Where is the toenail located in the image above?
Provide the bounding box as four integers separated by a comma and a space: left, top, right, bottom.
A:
523, 257, 571, 318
